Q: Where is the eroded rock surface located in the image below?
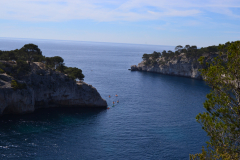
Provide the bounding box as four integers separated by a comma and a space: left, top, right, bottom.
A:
131, 53, 219, 79
0, 63, 107, 115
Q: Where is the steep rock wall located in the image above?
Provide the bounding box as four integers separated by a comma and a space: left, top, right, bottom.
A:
0, 64, 107, 115
131, 53, 218, 79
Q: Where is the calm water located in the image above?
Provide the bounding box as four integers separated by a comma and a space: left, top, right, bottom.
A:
0, 38, 209, 159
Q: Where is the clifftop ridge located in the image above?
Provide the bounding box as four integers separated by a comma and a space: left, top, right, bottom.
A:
0, 44, 107, 115
131, 42, 231, 79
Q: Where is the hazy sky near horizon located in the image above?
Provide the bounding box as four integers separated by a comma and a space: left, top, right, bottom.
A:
0, 0, 240, 47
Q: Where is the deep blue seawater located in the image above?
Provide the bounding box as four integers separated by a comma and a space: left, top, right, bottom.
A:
0, 38, 209, 159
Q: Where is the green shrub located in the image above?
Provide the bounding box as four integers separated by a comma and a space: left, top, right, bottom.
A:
56, 63, 67, 72
151, 60, 157, 65
158, 61, 166, 65
0, 68, 4, 73
64, 67, 84, 80
0, 44, 85, 80
0, 62, 6, 73
11, 80, 26, 90
144, 59, 151, 66
16, 60, 30, 73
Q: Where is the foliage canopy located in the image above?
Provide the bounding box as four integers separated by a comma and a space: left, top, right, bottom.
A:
190, 41, 240, 159
11, 80, 26, 90
0, 44, 84, 80
141, 42, 234, 66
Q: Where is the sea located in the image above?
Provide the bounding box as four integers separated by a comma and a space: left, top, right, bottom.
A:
0, 38, 209, 160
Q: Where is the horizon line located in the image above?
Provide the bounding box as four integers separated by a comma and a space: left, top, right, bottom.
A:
0, 36, 175, 47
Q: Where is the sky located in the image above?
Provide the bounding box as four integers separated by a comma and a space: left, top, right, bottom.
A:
0, 0, 240, 47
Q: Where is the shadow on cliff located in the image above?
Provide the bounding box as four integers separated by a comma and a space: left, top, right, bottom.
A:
138, 70, 204, 81
0, 81, 4, 86
138, 71, 208, 88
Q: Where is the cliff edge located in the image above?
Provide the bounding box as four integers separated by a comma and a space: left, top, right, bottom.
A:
131, 52, 219, 79
0, 62, 107, 115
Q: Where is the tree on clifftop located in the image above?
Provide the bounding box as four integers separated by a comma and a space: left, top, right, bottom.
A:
64, 67, 84, 80
142, 53, 150, 61
175, 45, 183, 53
184, 45, 190, 52
190, 41, 240, 159
20, 44, 42, 64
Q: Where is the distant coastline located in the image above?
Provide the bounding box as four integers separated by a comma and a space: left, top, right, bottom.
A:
130, 43, 230, 79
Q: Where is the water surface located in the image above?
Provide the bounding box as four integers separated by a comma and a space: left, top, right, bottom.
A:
0, 38, 209, 159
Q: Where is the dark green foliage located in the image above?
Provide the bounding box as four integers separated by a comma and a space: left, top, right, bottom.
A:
33, 55, 46, 62
11, 80, 26, 90
45, 56, 64, 68
142, 53, 150, 60
190, 41, 240, 159
174, 51, 181, 56
142, 42, 236, 65
64, 67, 84, 80
51, 56, 64, 64
21, 44, 42, 55
191, 45, 197, 50
15, 60, 30, 74
45, 57, 53, 68
0, 44, 85, 80
158, 60, 166, 65
167, 50, 174, 58
56, 63, 84, 80
13, 44, 43, 64
175, 45, 183, 53
161, 50, 167, 57
1, 60, 31, 77
144, 59, 151, 66
186, 46, 199, 58
142, 51, 161, 65
0, 68, 4, 73
0, 62, 5, 72
151, 51, 161, 59
56, 63, 67, 72
0, 44, 43, 63
184, 44, 191, 51
160, 50, 175, 60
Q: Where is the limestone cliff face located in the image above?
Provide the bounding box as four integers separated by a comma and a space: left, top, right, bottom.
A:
0, 63, 107, 115
131, 53, 218, 79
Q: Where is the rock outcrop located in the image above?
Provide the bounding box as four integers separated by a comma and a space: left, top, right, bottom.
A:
0, 62, 107, 115
131, 52, 219, 79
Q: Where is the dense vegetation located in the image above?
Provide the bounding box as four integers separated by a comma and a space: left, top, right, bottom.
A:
11, 80, 27, 90
0, 43, 84, 80
190, 41, 240, 159
142, 42, 232, 66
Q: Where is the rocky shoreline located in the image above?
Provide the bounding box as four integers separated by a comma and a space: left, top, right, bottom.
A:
0, 62, 107, 115
131, 52, 219, 79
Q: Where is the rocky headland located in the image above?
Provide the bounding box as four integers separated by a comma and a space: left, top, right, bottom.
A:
131, 45, 222, 79
0, 44, 107, 115
0, 62, 107, 115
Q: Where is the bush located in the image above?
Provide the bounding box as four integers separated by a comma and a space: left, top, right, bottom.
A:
64, 67, 84, 80
15, 60, 30, 74
0, 68, 4, 73
144, 59, 151, 66
45, 56, 64, 69
158, 61, 166, 65
56, 63, 67, 72
0, 62, 5, 73
0, 44, 85, 81
11, 80, 26, 90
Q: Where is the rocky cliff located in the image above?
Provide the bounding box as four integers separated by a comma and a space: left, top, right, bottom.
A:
0, 62, 107, 115
131, 52, 218, 79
